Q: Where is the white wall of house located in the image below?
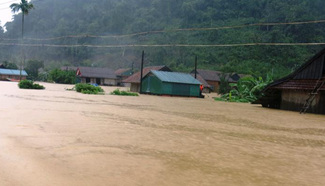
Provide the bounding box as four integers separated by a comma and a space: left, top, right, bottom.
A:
103, 79, 117, 86
80, 77, 117, 86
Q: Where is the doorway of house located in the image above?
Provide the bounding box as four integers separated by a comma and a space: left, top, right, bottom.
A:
96, 78, 101, 85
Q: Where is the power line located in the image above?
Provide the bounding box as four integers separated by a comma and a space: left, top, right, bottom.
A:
2, 19, 325, 41
1, 42, 325, 48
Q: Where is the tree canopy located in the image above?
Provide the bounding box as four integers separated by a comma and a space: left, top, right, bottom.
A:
1, 0, 325, 79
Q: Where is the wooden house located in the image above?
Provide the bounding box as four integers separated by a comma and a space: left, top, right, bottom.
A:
142, 70, 201, 97
255, 48, 325, 114
115, 68, 133, 86
191, 69, 237, 92
191, 74, 213, 93
0, 69, 28, 81
123, 65, 172, 92
76, 67, 117, 86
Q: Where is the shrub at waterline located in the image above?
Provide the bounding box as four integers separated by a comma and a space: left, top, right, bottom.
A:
18, 80, 45, 90
48, 69, 76, 84
75, 83, 104, 94
110, 89, 139, 96
215, 75, 273, 103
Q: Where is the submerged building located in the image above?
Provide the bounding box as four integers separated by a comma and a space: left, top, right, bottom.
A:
123, 65, 172, 92
0, 69, 28, 81
76, 67, 117, 86
255, 48, 325, 114
142, 70, 202, 97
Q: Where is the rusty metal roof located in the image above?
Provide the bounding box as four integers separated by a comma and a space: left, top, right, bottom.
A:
266, 48, 325, 90
123, 66, 171, 83
273, 79, 325, 90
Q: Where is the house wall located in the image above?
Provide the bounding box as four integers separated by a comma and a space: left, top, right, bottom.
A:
80, 77, 116, 86
142, 75, 162, 94
206, 80, 220, 92
130, 83, 140, 92
103, 78, 117, 86
281, 89, 325, 114
0, 74, 27, 80
141, 75, 200, 97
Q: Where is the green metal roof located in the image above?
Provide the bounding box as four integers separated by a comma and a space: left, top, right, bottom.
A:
151, 70, 201, 85
0, 69, 28, 76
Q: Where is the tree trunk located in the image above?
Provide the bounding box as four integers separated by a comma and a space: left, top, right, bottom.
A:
20, 14, 25, 80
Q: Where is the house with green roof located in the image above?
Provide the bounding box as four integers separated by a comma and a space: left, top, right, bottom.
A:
142, 70, 202, 97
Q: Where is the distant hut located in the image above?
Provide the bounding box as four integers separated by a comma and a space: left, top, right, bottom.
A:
76, 67, 117, 86
123, 65, 172, 92
255, 48, 325, 114
115, 68, 133, 86
0, 69, 28, 81
142, 70, 201, 97
191, 69, 237, 92
191, 74, 213, 93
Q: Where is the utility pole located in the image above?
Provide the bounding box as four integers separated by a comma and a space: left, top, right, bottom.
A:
140, 51, 144, 94
195, 56, 198, 79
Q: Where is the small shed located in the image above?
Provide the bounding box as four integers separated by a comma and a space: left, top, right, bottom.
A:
0, 69, 28, 81
142, 70, 201, 97
76, 67, 117, 86
123, 65, 172, 92
255, 48, 325, 114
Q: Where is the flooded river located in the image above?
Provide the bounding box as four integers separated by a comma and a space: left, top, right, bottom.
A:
0, 81, 324, 186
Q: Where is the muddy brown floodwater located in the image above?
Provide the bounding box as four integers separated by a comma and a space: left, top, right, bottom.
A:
0, 81, 325, 186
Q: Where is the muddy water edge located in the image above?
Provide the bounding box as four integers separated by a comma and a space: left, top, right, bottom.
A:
0, 81, 325, 186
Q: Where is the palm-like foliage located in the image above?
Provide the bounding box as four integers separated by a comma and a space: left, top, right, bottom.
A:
216, 75, 273, 103
10, 0, 34, 80
10, 0, 34, 39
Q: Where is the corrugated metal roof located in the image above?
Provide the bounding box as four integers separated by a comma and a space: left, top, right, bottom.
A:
77, 67, 116, 79
264, 47, 325, 90
190, 74, 211, 88
123, 66, 172, 83
151, 70, 201, 85
0, 69, 28, 76
273, 79, 325, 90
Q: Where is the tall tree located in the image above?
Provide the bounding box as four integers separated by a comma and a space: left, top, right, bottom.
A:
10, 0, 34, 79
10, 0, 34, 39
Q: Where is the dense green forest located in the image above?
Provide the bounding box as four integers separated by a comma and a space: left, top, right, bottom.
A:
1, 0, 325, 79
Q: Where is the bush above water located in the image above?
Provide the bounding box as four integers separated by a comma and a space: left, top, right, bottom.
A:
75, 83, 104, 94
110, 89, 138, 96
18, 80, 45, 90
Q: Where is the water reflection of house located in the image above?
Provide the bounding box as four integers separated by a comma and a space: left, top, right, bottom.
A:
76, 67, 117, 86
255, 48, 325, 114
0, 69, 28, 81
123, 65, 172, 92
142, 70, 201, 97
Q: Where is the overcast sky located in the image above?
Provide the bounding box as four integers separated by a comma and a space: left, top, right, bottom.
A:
0, 0, 25, 28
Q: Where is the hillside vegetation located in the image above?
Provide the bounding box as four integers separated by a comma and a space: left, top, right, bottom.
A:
1, 0, 325, 79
